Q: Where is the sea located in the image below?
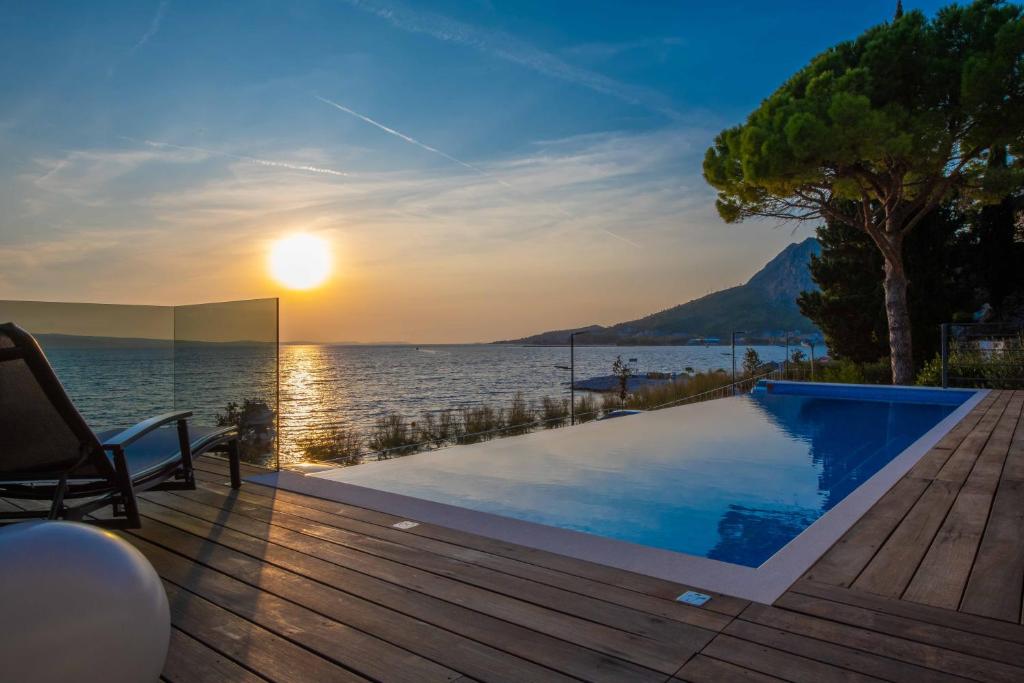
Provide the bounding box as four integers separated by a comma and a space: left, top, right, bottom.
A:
44, 342, 800, 466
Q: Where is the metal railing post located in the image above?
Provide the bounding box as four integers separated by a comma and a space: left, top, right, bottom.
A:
940, 323, 949, 389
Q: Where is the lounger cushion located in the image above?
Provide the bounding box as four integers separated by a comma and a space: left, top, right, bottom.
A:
94, 425, 234, 480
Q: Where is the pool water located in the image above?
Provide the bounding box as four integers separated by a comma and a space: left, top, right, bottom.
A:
319, 384, 969, 567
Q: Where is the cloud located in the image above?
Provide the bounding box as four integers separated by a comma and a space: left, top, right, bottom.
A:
339, 0, 682, 120
0, 127, 816, 339
562, 37, 684, 61
317, 95, 651, 247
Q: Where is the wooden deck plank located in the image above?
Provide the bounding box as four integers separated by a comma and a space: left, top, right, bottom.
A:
193, 458, 751, 616
722, 618, 970, 683
700, 633, 881, 682
790, 580, 1024, 645
802, 475, 930, 587
133, 496, 672, 682
934, 392, 1010, 484
960, 478, 1024, 622
998, 411, 1024, 482
161, 580, 366, 683
741, 601, 1024, 682
906, 446, 956, 480
851, 479, 960, 597
132, 514, 576, 683
772, 591, 1024, 667
162, 628, 270, 683
181, 474, 733, 632
132, 535, 464, 682
135, 493, 702, 675
901, 488, 992, 609
161, 482, 728, 637
673, 655, 787, 682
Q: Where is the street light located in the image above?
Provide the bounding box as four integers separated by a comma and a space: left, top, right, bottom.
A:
564, 330, 589, 425
731, 330, 748, 393
784, 332, 791, 379
803, 338, 817, 382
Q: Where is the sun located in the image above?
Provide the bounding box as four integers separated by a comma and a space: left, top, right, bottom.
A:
268, 234, 332, 290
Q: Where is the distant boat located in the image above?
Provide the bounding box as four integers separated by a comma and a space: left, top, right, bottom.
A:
687, 336, 721, 346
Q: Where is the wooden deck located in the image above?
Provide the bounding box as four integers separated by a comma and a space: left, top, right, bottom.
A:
5, 389, 1024, 681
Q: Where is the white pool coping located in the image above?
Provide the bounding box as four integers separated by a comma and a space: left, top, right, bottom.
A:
249, 384, 988, 604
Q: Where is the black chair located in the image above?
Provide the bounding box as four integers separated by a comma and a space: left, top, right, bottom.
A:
0, 322, 240, 528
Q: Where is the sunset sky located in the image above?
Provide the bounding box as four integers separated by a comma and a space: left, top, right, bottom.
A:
0, 1, 947, 343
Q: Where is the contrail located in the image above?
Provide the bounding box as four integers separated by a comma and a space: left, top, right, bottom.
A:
132, 138, 348, 177
315, 95, 513, 189
601, 228, 643, 250
132, 1, 170, 52
338, 0, 681, 121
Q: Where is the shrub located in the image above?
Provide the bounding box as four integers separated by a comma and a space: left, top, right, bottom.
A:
917, 333, 1024, 389
460, 405, 502, 443
504, 392, 534, 435
418, 409, 461, 446
742, 347, 761, 376
621, 370, 733, 410
367, 413, 419, 457
575, 393, 600, 422
540, 395, 569, 428
300, 425, 363, 465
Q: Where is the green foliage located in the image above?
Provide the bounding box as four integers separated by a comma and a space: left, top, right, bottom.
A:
300, 426, 363, 465
818, 358, 892, 385
915, 355, 944, 386
704, 0, 1024, 381
917, 333, 1024, 388
704, 2, 1024, 220
790, 349, 806, 364
742, 347, 762, 376
798, 201, 978, 365
215, 397, 275, 462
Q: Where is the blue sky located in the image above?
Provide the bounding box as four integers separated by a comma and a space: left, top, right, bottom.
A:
0, 1, 949, 342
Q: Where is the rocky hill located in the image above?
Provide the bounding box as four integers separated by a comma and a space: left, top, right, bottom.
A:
498, 238, 821, 345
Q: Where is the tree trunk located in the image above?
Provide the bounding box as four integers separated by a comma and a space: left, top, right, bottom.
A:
883, 254, 914, 385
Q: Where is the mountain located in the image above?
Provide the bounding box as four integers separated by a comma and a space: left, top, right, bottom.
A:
498, 238, 821, 345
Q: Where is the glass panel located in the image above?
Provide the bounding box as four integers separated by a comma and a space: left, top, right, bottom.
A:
0, 300, 174, 427
173, 298, 279, 469
0, 298, 280, 470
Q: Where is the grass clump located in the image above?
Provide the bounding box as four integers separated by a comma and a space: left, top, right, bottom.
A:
300, 425, 363, 465
620, 370, 732, 410
575, 393, 600, 422
367, 413, 419, 457
504, 392, 535, 435
460, 405, 502, 443
418, 409, 462, 446
540, 395, 569, 428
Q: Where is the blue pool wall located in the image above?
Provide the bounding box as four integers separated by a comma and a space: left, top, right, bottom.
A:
752, 380, 974, 406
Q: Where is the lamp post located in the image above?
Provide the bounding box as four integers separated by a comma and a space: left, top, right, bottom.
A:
804, 339, 816, 381
568, 330, 589, 424
784, 333, 790, 379
731, 331, 748, 393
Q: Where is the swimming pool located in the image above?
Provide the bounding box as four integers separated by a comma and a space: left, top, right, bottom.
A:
261, 381, 983, 601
